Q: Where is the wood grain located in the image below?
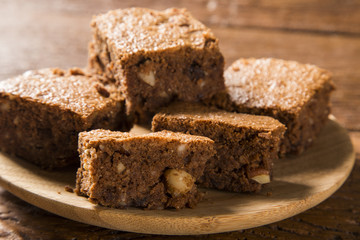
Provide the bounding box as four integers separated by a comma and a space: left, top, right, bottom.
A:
1, 1, 359, 130
0, 120, 355, 235
3, 0, 360, 35
1, 158, 359, 239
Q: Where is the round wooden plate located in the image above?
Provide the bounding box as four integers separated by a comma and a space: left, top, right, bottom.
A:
0, 119, 355, 235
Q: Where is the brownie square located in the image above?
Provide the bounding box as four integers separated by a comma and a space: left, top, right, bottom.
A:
75, 129, 215, 209
210, 58, 335, 155
0, 68, 132, 169
88, 8, 225, 121
152, 102, 286, 192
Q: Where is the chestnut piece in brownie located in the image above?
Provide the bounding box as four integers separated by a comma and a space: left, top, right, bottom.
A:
152, 102, 285, 192
75, 130, 215, 209
210, 58, 335, 155
89, 7, 225, 121
0, 68, 132, 169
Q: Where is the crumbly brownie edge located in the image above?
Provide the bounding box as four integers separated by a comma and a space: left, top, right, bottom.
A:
286, 80, 335, 154
88, 31, 115, 79
75, 131, 215, 209
88, 41, 106, 76
206, 80, 334, 155
89, 22, 225, 122
88, 98, 133, 132
152, 115, 285, 192
0, 94, 84, 169
125, 47, 223, 104
91, 43, 225, 119
0, 74, 132, 169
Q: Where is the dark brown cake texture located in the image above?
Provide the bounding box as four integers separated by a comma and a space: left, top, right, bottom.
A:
0, 68, 132, 169
88, 7, 225, 122
210, 58, 335, 155
152, 102, 286, 192
75, 129, 215, 209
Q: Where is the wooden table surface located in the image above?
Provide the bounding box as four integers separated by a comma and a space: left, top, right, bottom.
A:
0, 0, 359, 239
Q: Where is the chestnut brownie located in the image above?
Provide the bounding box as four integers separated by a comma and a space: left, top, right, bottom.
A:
0, 68, 132, 169
152, 102, 285, 192
89, 7, 225, 121
75, 130, 215, 209
210, 58, 335, 155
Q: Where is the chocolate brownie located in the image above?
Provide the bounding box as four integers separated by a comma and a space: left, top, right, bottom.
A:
75, 129, 215, 209
0, 68, 132, 169
88, 7, 225, 121
209, 58, 335, 155
152, 102, 285, 192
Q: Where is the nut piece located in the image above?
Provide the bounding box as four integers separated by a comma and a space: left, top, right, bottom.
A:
177, 144, 187, 155
138, 71, 156, 86
99, 144, 105, 151
197, 79, 206, 88
82, 160, 91, 171
164, 169, 195, 197
248, 169, 271, 184
82, 148, 97, 171
117, 162, 126, 173
251, 174, 270, 184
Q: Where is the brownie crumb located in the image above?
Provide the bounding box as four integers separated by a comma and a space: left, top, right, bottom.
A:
69, 68, 85, 76
94, 83, 110, 98
52, 68, 65, 76
65, 186, 74, 193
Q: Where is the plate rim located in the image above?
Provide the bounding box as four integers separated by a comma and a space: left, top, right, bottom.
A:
0, 119, 355, 235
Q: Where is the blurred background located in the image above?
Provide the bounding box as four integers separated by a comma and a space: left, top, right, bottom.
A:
1, 0, 359, 72
1, 0, 359, 128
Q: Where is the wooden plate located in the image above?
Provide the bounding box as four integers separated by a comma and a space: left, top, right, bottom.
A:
0, 119, 355, 235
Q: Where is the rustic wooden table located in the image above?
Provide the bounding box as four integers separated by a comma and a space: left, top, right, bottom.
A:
1, 0, 359, 239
